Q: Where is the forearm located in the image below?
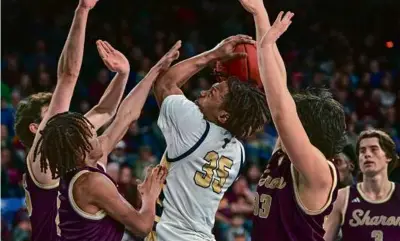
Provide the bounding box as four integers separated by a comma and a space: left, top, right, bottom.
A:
135, 198, 156, 236
102, 69, 160, 150
259, 44, 293, 117
254, 10, 287, 81
156, 50, 218, 89
86, 72, 129, 129
57, 7, 89, 78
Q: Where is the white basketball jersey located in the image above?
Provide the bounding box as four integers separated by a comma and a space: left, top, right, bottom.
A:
146, 95, 245, 241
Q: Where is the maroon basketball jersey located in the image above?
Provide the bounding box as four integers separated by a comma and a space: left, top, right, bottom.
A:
252, 150, 338, 241
23, 166, 60, 241
341, 182, 400, 241
58, 165, 124, 241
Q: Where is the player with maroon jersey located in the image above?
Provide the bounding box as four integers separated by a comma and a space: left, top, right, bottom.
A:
324, 129, 400, 241
32, 41, 181, 241
14, 0, 132, 240
238, 1, 346, 240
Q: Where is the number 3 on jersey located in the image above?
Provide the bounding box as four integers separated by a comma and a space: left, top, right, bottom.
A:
194, 151, 233, 194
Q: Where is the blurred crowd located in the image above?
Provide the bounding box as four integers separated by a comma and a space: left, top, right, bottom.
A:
2, 0, 400, 240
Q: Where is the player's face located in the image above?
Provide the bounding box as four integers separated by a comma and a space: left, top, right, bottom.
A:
196, 81, 230, 124
29, 105, 49, 135
358, 137, 391, 176
333, 153, 354, 184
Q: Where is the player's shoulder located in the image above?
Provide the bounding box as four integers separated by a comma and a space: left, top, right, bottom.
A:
162, 95, 200, 112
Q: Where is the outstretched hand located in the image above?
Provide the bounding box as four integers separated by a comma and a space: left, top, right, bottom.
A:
96, 40, 130, 74
238, 0, 265, 15
260, 11, 294, 46
79, 0, 99, 10
138, 165, 168, 201
211, 35, 256, 62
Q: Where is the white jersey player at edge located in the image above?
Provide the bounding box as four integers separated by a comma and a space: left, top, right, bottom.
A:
145, 35, 269, 241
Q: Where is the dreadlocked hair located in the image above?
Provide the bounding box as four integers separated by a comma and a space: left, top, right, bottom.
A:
33, 112, 94, 179
221, 77, 270, 139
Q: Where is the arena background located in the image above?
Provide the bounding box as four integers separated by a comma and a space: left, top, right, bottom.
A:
1, 0, 400, 240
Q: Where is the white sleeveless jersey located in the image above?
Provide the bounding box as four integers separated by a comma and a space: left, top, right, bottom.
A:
146, 95, 245, 241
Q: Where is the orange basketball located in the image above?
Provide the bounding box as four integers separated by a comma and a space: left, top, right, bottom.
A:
215, 43, 262, 89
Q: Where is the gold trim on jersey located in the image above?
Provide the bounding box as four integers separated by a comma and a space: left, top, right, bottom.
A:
27, 156, 59, 189
291, 161, 338, 215
145, 231, 158, 241
69, 170, 106, 220
56, 191, 61, 236
356, 182, 395, 204
22, 174, 33, 217
341, 186, 350, 226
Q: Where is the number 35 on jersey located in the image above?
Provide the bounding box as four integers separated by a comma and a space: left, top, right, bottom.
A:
194, 151, 234, 194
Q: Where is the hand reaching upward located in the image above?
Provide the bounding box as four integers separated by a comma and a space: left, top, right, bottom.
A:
96, 40, 130, 74
153, 40, 182, 72
79, 0, 99, 10
260, 11, 294, 46
238, 0, 265, 15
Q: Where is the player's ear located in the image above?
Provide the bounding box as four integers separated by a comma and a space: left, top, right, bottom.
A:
28, 123, 39, 134
218, 111, 230, 124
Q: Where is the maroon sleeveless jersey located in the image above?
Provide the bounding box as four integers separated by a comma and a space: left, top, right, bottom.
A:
23, 166, 60, 241
58, 165, 124, 241
341, 182, 400, 241
252, 150, 339, 241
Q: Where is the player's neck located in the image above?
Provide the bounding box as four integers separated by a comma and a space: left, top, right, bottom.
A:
361, 173, 391, 200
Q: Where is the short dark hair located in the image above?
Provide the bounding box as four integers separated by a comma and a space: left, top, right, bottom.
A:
33, 112, 94, 178
14, 92, 52, 147
356, 129, 399, 174
292, 88, 346, 159
221, 77, 270, 139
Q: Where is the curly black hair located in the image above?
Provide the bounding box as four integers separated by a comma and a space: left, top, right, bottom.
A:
221, 77, 270, 139
33, 112, 94, 178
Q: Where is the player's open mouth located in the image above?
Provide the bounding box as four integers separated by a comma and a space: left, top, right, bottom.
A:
364, 161, 374, 166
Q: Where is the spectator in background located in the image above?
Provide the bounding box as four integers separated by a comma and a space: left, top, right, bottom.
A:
11, 209, 31, 241
109, 140, 128, 164
133, 146, 157, 180
332, 143, 357, 188
226, 215, 250, 241
106, 162, 120, 183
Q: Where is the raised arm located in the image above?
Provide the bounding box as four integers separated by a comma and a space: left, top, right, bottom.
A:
257, 13, 332, 190
87, 165, 167, 237
84, 41, 129, 130
153, 35, 255, 106
28, 0, 98, 183
239, 0, 286, 80
99, 41, 181, 155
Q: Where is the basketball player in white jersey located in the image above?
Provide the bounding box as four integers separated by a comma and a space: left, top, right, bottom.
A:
146, 35, 269, 241
324, 129, 400, 241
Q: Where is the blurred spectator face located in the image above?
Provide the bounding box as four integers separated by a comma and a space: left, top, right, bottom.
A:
113, 141, 126, 157
79, 100, 91, 113
20, 74, 32, 88
11, 91, 21, 108
36, 39, 46, 53
128, 122, 140, 135
139, 146, 153, 161
1, 125, 9, 141
140, 58, 151, 72
369, 60, 379, 73
38, 71, 51, 87
131, 47, 143, 61
231, 215, 244, 227
234, 236, 246, 241
381, 75, 392, 90
119, 166, 132, 184
233, 177, 248, 195
97, 69, 109, 85
1, 148, 12, 166
155, 42, 165, 57
198, 77, 210, 90
7, 54, 18, 71
107, 163, 120, 182
247, 164, 261, 183
333, 153, 354, 186
344, 62, 355, 74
